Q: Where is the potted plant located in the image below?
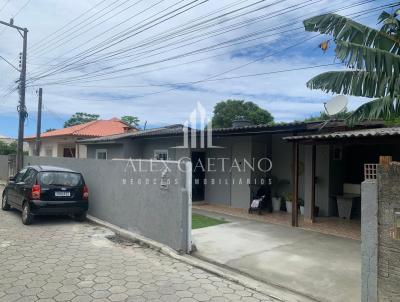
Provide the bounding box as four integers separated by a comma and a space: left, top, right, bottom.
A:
282, 192, 293, 213
271, 177, 289, 212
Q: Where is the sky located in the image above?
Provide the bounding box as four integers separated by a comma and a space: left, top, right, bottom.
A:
0, 0, 397, 138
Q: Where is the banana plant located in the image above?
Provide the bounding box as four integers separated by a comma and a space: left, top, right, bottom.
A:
303, 8, 400, 123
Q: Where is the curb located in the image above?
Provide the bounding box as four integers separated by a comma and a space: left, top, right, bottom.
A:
87, 215, 318, 302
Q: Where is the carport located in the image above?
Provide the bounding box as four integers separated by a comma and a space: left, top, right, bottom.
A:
284, 126, 400, 227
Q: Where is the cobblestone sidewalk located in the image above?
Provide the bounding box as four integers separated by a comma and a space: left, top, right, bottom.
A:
0, 207, 277, 302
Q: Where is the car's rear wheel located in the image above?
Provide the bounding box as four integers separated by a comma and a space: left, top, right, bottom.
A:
1, 194, 10, 211
22, 202, 33, 225
73, 211, 87, 222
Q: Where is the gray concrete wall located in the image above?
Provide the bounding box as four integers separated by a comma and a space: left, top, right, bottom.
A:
230, 136, 252, 209
376, 164, 400, 301
86, 143, 125, 159
24, 156, 191, 253
205, 137, 232, 206
86, 137, 190, 161
361, 179, 378, 302
140, 137, 189, 160
204, 136, 253, 209
271, 134, 292, 196
0, 155, 9, 181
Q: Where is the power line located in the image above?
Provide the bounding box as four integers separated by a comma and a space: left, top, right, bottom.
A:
27, 0, 380, 86
29, 0, 189, 62
49, 63, 343, 89
32, 63, 342, 105
12, 0, 33, 18
29, 26, 307, 86
29, 0, 112, 51
0, 55, 20, 72
28, 0, 380, 83
27, 0, 322, 80
0, 0, 11, 14
30, 0, 265, 60
28, 0, 210, 80
30, 0, 142, 56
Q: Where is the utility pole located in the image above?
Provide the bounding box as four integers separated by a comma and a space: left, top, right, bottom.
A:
0, 19, 28, 171
35, 88, 42, 156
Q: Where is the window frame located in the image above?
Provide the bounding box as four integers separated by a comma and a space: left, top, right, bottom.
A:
96, 149, 108, 160
22, 168, 38, 185
14, 168, 28, 183
154, 149, 168, 161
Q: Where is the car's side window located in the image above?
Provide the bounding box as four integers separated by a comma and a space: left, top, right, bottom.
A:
22, 169, 38, 185
14, 169, 27, 183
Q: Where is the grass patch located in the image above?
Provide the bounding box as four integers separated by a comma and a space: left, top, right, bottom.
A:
192, 213, 228, 229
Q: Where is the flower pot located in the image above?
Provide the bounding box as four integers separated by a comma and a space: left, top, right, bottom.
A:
300, 206, 304, 215
286, 201, 292, 213
272, 197, 281, 212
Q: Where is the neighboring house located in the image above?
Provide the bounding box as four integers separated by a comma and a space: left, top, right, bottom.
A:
0, 134, 29, 152
79, 120, 392, 224
25, 118, 136, 158
0, 134, 16, 145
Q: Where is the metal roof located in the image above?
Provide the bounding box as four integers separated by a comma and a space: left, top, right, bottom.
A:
78, 122, 320, 144
283, 126, 400, 142
79, 120, 387, 144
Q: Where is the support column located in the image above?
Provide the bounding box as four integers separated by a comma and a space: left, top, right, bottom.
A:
311, 144, 316, 223
292, 141, 299, 227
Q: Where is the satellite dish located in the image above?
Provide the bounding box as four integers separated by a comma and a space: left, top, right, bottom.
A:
324, 95, 348, 116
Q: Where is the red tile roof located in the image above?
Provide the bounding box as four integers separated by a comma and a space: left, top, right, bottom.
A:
26, 118, 135, 140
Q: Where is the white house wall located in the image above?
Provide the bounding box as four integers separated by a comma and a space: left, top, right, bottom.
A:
28, 137, 88, 158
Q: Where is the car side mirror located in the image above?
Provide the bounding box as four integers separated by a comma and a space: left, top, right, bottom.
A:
8, 176, 15, 182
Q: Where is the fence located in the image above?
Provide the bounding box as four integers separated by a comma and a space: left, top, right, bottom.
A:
0, 155, 10, 181
25, 156, 192, 253
362, 163, 400, 301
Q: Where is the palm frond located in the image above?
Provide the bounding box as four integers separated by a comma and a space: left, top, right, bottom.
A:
347, 96, 400, 123
306, 71, 399, 98
304, 13, 400, 54
335, 40, 400, 77
378, 11, 400, 38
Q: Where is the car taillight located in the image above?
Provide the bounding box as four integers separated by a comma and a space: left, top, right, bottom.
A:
32, 184, 41, 200
83, 185, 89, 200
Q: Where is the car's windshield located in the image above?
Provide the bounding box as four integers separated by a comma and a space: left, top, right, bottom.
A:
39, 172, 83, 187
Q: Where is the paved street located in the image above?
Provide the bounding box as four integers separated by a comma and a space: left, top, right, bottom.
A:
0, 206, 276, 302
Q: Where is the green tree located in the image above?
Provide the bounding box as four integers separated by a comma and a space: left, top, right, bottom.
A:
64, 112, 99, 128
303, 9, 400, 123
211, 100, 273, 128
0, 141, 17, 155
121, 115, 140, 128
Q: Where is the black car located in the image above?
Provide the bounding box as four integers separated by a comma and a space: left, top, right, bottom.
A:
1, 166, 89, 225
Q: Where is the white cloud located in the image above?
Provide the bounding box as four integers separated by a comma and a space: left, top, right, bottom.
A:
0, 0, 393, 135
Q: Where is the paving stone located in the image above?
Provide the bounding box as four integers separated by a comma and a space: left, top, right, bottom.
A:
0, 202, 278, 302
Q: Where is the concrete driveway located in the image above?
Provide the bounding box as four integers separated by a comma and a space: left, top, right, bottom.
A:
192, 210, 361, 302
